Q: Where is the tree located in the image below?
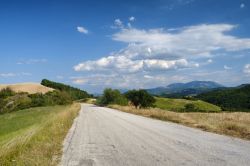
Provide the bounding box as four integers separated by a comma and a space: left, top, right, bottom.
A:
97, 88, 128, 106
125, 90, 155, 108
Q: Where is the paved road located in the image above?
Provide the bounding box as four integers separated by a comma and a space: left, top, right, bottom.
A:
62, 104, 250, 166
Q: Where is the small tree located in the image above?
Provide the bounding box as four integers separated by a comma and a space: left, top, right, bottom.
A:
125, 90, 155, 108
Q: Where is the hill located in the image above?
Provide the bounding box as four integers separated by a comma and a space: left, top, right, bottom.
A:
41, 79, 91, 100
197, 84, 250, 111
0, 83, 53, 94
155, 97, 221, 112
146, 81, 224, 97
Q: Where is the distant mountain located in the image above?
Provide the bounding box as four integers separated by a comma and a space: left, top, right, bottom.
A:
146, 81, 224, 97
197, 84, 250, 111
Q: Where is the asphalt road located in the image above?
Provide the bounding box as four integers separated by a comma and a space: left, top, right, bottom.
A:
62, 104, 250, 166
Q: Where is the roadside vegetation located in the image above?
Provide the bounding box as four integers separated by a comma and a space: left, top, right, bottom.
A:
96, 88, 155, 108
0, 79, 89, 165
0, 103, 80, 165
109, 105, 250, 140
0, 88, 72, 114
96, 88, 128, 106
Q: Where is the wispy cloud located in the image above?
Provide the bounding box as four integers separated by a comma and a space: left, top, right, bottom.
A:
0, 72, 32, 77
0, 73, 16, 77
77, 26, 89, 34
17, 58, 47, 65
224, 65, 232, 70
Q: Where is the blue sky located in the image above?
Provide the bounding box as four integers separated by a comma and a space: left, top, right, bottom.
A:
0, 0, 250, 93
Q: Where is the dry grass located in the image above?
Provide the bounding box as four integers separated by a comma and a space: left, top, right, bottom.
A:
109, 105, 250, 140
0, 83, 54, 94
0, 103, 80, 165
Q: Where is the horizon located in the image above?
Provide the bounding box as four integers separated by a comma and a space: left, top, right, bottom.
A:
1, 0, 250, 93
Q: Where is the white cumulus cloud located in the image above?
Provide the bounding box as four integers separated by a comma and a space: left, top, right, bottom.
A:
74, 23, 250, 89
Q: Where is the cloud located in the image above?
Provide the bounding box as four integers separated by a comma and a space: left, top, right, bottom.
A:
77, 26, 88, 34
113, 24, 250, 57
129, 16, 135, 22
240, 3, 245, 8
17, 59, 47, 65
113, 19, 123, 29
207, 59, 213, 63
243, 64, 250, 74
72, 78, 87, 85
74, 56, 197, 73
224, 65, 232, 70
0, 72, 32, 77
0, 73, 16, 77
74, 23, 250, 89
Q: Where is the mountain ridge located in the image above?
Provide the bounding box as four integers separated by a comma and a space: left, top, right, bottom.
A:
146, 81, 224, 96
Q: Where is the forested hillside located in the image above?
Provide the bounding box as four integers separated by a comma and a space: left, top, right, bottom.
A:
197, 84, 250, 111
41, 79, 91, 100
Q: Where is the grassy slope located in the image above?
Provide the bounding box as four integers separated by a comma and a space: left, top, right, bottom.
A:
155, 97, 221, 112
0, 103, 80, 165
109, 105, 250, 140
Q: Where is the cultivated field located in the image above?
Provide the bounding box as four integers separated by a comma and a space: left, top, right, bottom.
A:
0, 103, 80, 165
0, 83, 54, 94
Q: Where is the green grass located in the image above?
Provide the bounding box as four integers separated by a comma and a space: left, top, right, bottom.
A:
155, 97, 221, 112
0, 103, 80, 165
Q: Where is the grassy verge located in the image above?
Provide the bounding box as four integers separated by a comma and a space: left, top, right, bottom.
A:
0, 103, 80, 165
155, 97, 221, 112
109, 105, 250, 140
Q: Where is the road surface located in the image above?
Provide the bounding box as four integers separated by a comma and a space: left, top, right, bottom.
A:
62, 104, 250, 166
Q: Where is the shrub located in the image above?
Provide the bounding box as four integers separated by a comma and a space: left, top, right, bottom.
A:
29, 93, 46, 107
97, 88, 128, 106
0, 88, 15, 99
125, 90, 155, 108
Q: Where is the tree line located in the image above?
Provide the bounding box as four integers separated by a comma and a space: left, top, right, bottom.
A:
41, 79, 91, 100
96, 88, 155, 109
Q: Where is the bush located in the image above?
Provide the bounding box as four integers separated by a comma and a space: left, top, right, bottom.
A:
125, 90, 155, 108
97, 88, 128, 106
29, 91, 72, 107
0, 93, 32, 114
0, 88, 15, 99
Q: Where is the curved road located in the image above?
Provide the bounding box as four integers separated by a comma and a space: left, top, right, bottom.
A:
62, 104, 250, 166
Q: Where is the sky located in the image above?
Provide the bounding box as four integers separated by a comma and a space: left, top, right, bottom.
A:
0, 0, 250, 93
